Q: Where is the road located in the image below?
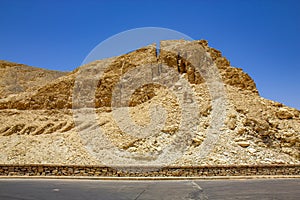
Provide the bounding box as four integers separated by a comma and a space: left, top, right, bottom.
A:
0, 178, 299, 200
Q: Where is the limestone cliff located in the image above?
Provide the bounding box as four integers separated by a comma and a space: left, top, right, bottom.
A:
0, 40, 299, 166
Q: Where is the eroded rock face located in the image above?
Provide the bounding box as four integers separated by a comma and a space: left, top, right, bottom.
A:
0, 40, 258, 110
0, 40, 299, 166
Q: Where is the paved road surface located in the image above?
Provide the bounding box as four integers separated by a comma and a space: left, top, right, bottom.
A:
0, 178, 299, 200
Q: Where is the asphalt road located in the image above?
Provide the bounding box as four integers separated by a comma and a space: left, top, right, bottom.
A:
0, 178, 299, 200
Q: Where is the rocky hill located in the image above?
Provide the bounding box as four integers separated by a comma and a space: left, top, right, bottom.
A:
0, 40, 299, 166
0, 61, 68, 99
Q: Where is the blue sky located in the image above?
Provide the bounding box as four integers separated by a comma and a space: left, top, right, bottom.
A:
0, 0, 299, 109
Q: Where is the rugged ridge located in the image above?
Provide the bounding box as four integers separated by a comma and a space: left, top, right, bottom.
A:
0, 40, 299, 166
0, 40, 257, 110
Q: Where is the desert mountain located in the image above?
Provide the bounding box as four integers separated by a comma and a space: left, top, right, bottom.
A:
0, 40, 299, 166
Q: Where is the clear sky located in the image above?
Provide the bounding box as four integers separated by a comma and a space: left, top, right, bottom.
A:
0, 0, 299, 110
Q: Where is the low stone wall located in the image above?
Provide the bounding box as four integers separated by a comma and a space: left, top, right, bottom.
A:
0, 164, 299, 177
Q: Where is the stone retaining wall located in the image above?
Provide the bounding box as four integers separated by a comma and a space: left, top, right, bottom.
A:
0, 164, 299, 177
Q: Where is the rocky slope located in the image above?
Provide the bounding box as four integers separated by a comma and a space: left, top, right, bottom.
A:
0, 61, 68, 99
0, 40, 299, 166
